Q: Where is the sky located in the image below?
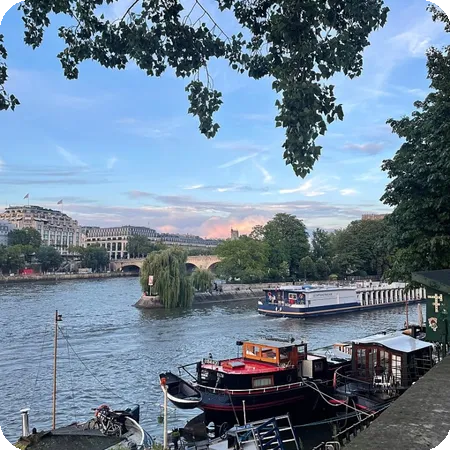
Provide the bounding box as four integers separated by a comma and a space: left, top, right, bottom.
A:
0, 0, 447, 238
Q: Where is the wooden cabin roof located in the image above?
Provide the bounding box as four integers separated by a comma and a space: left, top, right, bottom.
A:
412, 269, 450, 294
244, 339, 298, 349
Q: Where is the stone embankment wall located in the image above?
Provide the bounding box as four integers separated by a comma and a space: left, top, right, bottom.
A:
0, 272, 136, 283
135, 288, 264, 309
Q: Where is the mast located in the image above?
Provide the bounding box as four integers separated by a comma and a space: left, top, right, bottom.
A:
52, 310, 63, 430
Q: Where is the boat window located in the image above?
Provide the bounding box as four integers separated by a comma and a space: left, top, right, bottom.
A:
261, 347, 277, 361
246, 345, 258, 357
392, 354, 402, 383
252, 376, 274, 388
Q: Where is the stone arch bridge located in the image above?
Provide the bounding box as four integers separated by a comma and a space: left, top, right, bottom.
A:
110, 255, 222, 273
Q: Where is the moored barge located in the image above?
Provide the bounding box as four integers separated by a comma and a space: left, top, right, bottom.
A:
160, 339, 346, 427
258, 284, 425, 318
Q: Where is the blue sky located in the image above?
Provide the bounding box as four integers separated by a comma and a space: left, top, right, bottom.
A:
0, 1, 447, 238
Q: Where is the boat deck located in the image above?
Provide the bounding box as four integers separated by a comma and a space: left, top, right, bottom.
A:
202, 358, 287, 374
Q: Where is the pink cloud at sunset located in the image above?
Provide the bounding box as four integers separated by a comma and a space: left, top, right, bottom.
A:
197, 215, 271, 238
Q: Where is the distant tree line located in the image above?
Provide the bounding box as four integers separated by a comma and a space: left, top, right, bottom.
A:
214, 213, 391, 283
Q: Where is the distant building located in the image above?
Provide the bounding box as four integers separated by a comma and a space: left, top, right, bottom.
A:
83, 225, 158, 260
0, 205, 81, 254
82, 225, 222, 260
0, 220, 15, 246
362, 214, 388, 221
158, 233, 221, 249
231, 229, 239, 240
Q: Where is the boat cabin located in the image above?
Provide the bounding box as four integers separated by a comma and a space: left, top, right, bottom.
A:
351, 332, 433, 387
241, 340, 307, 367
198, 340, 312, 390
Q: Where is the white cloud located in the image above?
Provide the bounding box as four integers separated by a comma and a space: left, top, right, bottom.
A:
279, 178, 338, 197
218, 153, 258, 169
107, 156, 118, 169
0, 158, 4, 172
57, 146, 87, 167
183, 184, 204, 190
340, 189, 358, 196
344, 142, 385, 155
254, 162, 274, 184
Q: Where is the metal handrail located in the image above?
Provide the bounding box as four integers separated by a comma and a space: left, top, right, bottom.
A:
193, 380, 309, 396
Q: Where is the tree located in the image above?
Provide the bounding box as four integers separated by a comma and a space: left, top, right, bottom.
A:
263, 213, 310, 280
78, 245, 110, 271
312, 228, 333, 263
0, 1, 388, 176
315, 258, 331, 280
8, 228, 42, 250
299, 256, 316, 280
216, 236, 268, 283
381, 6, 450, 282
186, 247, 216, 256
330, 220, 390, 277
0, 245, 25, 274
36, 246, 63, 272
140, 247, 193, 308
191, 268, 214, 292
249, 225, 265, 241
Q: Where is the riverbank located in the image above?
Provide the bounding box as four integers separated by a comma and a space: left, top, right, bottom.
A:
0, 272, 137, 283
135, 289, 264, 308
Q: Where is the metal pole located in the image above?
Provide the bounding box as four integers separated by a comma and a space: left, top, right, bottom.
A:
163, 384, 168, 449
52, 310, 58, 430
242, 400, 247, 424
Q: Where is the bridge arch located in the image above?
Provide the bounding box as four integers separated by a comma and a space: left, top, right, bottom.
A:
185, 262, 199, 274
121, 264, 141, 274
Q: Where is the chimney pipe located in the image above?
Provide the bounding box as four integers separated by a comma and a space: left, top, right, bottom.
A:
20, 408, 30, 437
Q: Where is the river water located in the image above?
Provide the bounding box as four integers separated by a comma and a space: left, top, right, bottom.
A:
0, 277, 424, 443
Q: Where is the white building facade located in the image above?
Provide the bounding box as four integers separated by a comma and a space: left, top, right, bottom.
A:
0, 205, 82, 254
83, 226, 221, 260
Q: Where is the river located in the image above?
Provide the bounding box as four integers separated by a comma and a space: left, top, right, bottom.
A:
0, 277, 424, 443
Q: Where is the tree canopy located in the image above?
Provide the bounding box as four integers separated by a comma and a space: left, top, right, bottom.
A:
216, 235, 269, 283
1, 0, 389, 176
140, 247, 194, 308
36, 246, 63, 272
381, 5, 450, 282
127, 235, 165, 258
8, 228, 42, 250
263, 213, 310, 280
191, 268, 214, 292
71, 245, 110, 271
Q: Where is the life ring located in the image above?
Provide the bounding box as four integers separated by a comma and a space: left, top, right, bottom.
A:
95, 404, 110, 417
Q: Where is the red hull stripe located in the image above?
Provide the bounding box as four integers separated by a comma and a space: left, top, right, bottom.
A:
202, 396, 305, 411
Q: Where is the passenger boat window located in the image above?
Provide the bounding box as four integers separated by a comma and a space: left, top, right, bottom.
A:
252, 376, 274, 388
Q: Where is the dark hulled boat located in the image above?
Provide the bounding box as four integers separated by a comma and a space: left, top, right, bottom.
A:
161, 339, 346, 427
159, 372, 202, 409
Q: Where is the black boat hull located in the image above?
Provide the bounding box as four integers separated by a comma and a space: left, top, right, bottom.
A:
197, 381, 332, 426
160, 372, 202, 410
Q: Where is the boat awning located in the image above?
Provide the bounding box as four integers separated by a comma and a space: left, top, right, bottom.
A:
353, 333, 433, 353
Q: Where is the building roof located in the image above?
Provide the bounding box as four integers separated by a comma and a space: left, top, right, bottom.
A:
353, 332, 432, 353
412, 269, 450, 294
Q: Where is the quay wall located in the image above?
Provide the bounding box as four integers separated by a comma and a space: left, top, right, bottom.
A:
343, 356, 450, 450
135, 289, 263, 308
0, 272, 136, 284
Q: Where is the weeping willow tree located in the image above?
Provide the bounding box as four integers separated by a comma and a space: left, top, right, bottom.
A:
140, 247, 194, 308
191, 268, 214, 292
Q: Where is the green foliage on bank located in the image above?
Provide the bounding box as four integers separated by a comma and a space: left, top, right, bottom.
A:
140, 247, 194, 308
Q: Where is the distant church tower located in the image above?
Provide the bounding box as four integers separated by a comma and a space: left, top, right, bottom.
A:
231, 228, 239, 240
